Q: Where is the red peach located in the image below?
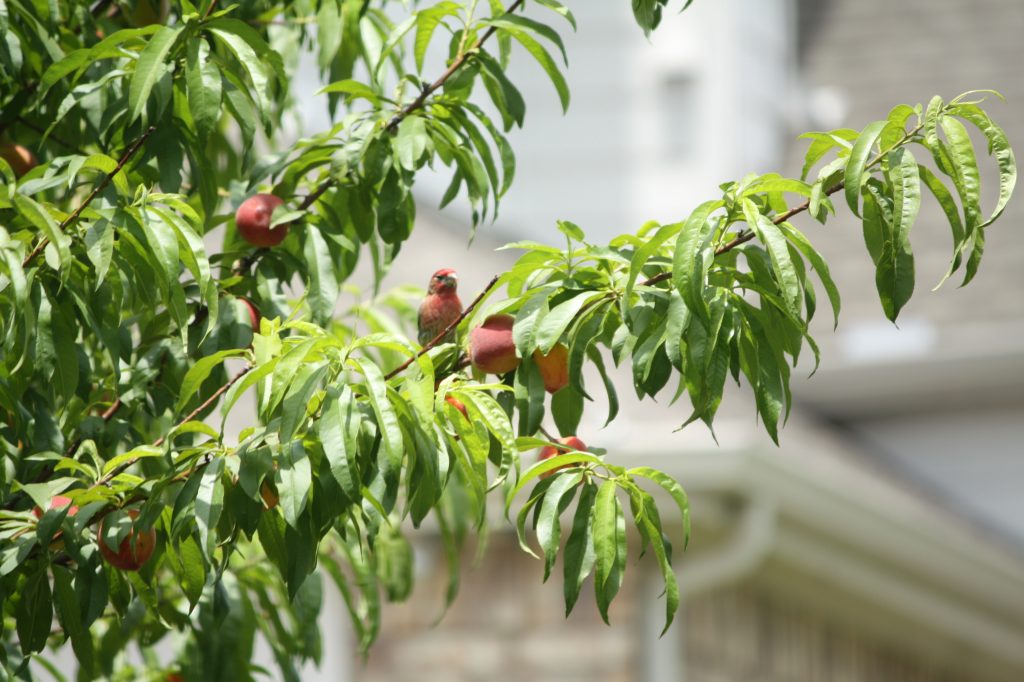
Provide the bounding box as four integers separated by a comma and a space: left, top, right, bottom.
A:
538, 436, 587, 479
236, 194, 287, 247
239, 297, 261, 331
32, 494, 79, 519
98, 509, 156, 571
469, 314, 520, 375
0, 143, 37, 178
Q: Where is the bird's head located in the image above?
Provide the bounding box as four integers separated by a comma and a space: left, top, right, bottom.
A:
428, 268, 458, 294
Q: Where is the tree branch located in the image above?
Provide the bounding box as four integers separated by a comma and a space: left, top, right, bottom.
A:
294, 0, 526, 214
638, 181, 847, 288
202, 0, 219, 20
21, 125, 156, 268
639, 122, 924, 289
92, 366, 250, 488
384, 274, 500, 381
383, 0, 526, 134
151, 366, 250, 449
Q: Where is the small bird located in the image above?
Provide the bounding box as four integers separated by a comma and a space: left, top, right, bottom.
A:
417, 269, 463, 346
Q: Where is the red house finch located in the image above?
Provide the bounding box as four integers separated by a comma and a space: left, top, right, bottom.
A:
417, 269, 462, 346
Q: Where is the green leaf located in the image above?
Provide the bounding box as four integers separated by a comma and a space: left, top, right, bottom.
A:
175, 533, 206, 611
563, 481, 596, 615
101, 445, 163, 476
16, 568, 52, 654
532, 0, 577, 29
487, 21, 569, 112
304, 226, 340, 324
505, 451, 602, 516
128, 25, 182, 123
477, 50, 526, 129
799, 130, 857, 180
753, 329, 784, 444
84, 218, 115, 287
140, 207, 180, 289
394, 115, 429, 171
278, 441, 312, 528
844, 120, 886, 217
514, 356, 546, 436
186, 38, 222, 138
316, 79, 380, 105
536, 292, 603, 353
486, 15, 568, 65
176, 350, 244, 413
627, 467, 691, 549
537, 471, 583, 581
877, 148, 919, 321
349, 357, 404, 477
744, 175, 814, 198
53, 565, 96, 677
940, 115, 982, 236
625, 484, 679, 635
551, 385, 584, 437
588, 345, 619, 426
631, 0, 660, 35
374, 13, 417, 81
593, 479, 624, 624
775, 223, 841, 329
918, 164, 966, 289
195, 457, 225, 557
319, 386, 362, 499
950, 103, 1016, 229
742, 199, 802, 318
672, 200, 722, 326
208, 24, 273, 127
279, 362, 328, 441
15, 194, 70, 270
625, 221, 681, 310
414, 3, 460, 74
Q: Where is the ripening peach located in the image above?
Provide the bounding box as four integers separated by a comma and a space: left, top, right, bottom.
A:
236, 194, 287, 247
0, 143, 37, 178
469, 314, 520, 375
538, 436, 588, 479
98, 509, 156, 571
533, 343, 569, 393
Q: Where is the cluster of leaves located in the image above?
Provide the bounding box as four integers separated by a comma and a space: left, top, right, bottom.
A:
0, 1, 1015, 681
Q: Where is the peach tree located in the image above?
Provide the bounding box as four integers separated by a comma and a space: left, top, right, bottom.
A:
0, 0, 1015, 679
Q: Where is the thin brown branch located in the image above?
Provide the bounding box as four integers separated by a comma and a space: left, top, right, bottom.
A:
202, 0, 219, 20
384, 274, 501, 381
92, 365, 249, 488
64, 398, 123, 458
295, 0, 527, 213
637, 181, 847, 288
154, 365, 251, 449
384, 0, 525, 133
1, 398, 124, 511
639, 122, 925, 289
22, 125, 156, 268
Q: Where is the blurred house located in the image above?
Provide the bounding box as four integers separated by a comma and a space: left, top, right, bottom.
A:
307, 1, 1024, 681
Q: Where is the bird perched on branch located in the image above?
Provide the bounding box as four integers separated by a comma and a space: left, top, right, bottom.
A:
418, 269, 463, 347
